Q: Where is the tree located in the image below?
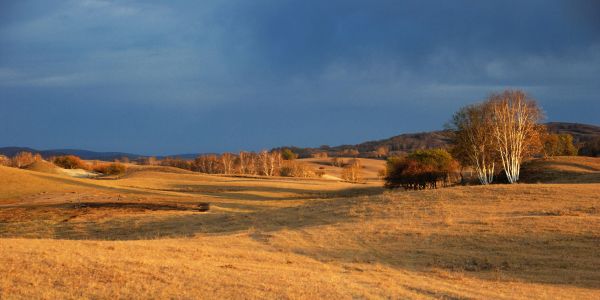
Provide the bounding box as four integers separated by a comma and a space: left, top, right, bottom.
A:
341, 159, 363, 183
281, 148, 296, 160
489, 90, 543, 183
375, 146, 389, 158
331, 157, 344, 167
220, 153, 235, 174
542, 133, 578, 157
0, 155, 10, 166
448, 102, 497, 184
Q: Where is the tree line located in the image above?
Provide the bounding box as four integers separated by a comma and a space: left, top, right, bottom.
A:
144, 150, 319, 178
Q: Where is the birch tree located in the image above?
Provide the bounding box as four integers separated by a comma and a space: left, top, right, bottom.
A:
488, 90, 543, 183
221, 153, 235, 174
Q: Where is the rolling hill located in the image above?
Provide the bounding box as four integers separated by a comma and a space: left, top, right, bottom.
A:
279, 122, 600, 158
2, 122, 599, 160
1, 157, 599, 298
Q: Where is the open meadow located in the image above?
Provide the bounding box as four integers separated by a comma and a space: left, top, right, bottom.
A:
1, 157, 599, 299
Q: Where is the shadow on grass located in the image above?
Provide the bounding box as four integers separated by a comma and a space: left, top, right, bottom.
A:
160, 184, 384, 201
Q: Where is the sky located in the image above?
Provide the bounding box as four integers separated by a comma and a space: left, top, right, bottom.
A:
1, 0, 599, 155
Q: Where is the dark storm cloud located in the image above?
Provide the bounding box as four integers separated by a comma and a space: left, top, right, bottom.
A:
0, 0, 598, 154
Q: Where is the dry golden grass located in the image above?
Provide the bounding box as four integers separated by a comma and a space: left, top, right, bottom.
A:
300, 157, 386, 180
520, 156, 600, 183
1, 158, 599, 299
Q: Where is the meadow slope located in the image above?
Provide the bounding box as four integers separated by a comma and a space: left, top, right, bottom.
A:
1, 158, 599, 299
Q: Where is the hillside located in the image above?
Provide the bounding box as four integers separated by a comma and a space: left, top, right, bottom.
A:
545, 122, 600, 144
279, 122, 600, 158
1, 159, 600, 298
520, 156, 600, 184
0, 147, 143, 161
300, 157, 386, 181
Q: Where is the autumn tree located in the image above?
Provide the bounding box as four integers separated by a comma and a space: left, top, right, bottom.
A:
542, 133, 578, 157
0, 155, 10, 166
220, 153, 235, 174
341, 159, 363, 183
489, 90, 543, 183
450, 90, 543, 184
375, 146, 389, 158
331, 157, 344, 167
281, 148, 296, 160
448, 102, 497, 184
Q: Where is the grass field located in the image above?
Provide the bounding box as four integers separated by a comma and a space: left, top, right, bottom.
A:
1, 157, 599, 299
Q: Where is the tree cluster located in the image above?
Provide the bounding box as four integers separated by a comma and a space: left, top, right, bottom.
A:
341, 159, 364, 183
542, 133, 578, 157
384, 149, 458, 190
159, 150, 319, 178
448, 90, 543, 184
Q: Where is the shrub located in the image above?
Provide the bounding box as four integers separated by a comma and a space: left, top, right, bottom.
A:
53, 155, 88, 169
385, 149, 459, 190
93, 162, 127, 176
11, 152, 41, 168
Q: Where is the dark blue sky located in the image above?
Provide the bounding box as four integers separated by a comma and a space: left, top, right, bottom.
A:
1, 0, 599, 155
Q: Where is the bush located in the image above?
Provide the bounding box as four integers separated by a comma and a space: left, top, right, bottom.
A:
11, 152, 41, 168
93, 162, 127, 176
53, 155, 88, 169
385, 149, 458, 190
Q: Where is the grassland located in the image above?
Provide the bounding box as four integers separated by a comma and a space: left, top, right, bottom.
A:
1, 157, 599, 299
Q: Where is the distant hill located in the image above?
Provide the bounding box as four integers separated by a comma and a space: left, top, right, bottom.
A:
2, 122, 598, 160
545, 122, 600, 144
277, 122, 600, 158
0, 147, 143, 161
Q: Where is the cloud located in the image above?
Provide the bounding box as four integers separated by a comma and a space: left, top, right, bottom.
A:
0, 0, 598, 153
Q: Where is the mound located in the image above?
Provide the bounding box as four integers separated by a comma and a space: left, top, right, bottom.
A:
0, 165, 91, 200
119, 165, 197, 179
519, 156, 600, 183
22, 160, 60, 174
126, 165, 196, 175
